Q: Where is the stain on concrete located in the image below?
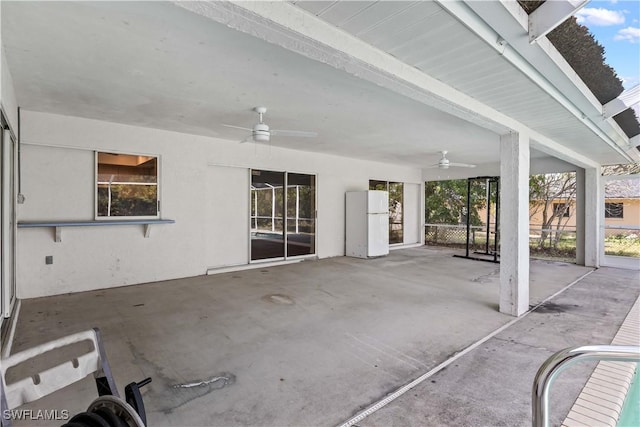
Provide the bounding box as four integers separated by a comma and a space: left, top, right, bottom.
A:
262, 294, 294, 305
532, 302, 579, 313
127, 341, 235, 414
471, 268, 499, 284
319, 289, 338, 298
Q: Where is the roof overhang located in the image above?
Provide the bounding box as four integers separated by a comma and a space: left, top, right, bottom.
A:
3, 1, 637, 170
460, 0, 639, 163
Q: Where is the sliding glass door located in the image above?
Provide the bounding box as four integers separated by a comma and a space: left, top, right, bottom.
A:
251, 170, 316, 261
287, 173, 316, 257
1, 118, 16, 319
251, 170, 285, 260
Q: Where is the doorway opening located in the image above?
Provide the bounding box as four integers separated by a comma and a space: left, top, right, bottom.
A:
250, 170, 316, 261
369, 180, 403, 244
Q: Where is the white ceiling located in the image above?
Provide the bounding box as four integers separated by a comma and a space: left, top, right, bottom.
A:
291, 0, 628, 165
1, 1, 506, 168
5, 0, 611, 172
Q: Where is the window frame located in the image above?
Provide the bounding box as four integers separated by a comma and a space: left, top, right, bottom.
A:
604, 202, 624, 219
553, 202, 571, 218
95, 151, 161, 220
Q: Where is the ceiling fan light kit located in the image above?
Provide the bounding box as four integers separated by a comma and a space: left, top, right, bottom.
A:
223, 106, 317, 143
427, 150, 476, 169
253, 123, 270, 142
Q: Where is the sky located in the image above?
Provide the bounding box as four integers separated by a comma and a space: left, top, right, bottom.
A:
575, 0, 640, 90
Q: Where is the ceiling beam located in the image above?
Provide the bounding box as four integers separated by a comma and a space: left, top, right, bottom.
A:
528, 0, 589, 43
603, 85, 640, 119
173, 0, 514, 136
174, 1, 604, 169
459, 0, 637, 164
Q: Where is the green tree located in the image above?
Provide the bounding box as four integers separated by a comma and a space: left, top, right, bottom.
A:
424, 180, 486, 226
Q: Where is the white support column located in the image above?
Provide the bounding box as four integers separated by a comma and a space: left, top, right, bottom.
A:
499, 132, 530, 317
575, 168, 585, 265
584, 168, 602, 267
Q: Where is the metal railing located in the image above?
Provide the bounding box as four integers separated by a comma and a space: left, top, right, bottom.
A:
532, 345, 640, 427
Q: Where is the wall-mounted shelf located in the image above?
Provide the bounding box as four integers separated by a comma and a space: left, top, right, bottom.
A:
17, 219, 175, 242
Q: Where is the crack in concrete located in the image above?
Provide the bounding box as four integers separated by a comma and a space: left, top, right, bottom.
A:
173, 375, 231, 389
126, 340, 236, 414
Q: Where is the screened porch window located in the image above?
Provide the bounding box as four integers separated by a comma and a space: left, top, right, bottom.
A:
96, 152, 159, 218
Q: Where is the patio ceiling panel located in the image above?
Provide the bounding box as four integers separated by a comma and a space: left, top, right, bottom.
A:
292, 0, 632, 165
3, 1, 631, 167
3, 1, 506, 168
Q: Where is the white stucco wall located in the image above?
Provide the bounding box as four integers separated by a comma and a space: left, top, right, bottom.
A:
17, 110, 422, 298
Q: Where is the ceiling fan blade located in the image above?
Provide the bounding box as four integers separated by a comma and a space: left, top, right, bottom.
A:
448, 162, 476, 168
270, 129, 318, 138
424, 164, 441, 169
239, 137, 255, 144
223, 124, 253, 131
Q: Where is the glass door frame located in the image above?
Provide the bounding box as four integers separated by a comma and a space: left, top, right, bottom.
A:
369, 179, 404, 246
1, 110, 17, 320
248, 168, 317, 263
284, 171, 317, 261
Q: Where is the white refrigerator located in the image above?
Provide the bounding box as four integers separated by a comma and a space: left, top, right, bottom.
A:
346, 190, 389, 258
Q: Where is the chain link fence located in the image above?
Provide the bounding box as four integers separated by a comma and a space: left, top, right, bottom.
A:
528, 225, 576, 260
603, 226, 640, 258
425, 223, 578, 261
425, 224, 476, 246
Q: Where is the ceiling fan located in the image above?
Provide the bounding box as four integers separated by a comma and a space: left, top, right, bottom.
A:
223, 106, 317, 143
426, 151, 476, 169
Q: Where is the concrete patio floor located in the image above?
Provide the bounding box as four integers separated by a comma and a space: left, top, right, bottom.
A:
7, 247, 637, 426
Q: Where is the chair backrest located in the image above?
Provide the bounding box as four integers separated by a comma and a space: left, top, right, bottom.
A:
0, 328, 118, 425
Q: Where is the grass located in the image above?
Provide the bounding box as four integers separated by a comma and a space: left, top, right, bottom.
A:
604, 235, 640, 257
426, 233, 640, 261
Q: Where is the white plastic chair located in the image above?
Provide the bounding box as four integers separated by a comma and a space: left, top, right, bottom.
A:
0, 328, 119, 426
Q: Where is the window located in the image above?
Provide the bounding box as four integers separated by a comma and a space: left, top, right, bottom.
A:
553, 203, 570, 218
604, 202, 624, 219
369, 180, 404, 244
96, 152, 158, 218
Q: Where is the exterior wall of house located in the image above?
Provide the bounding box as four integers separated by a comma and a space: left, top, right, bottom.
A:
529, 200, 577, 229
17, 110, 423, 298
601, 198, 640, 236
529, 198, 640, 231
